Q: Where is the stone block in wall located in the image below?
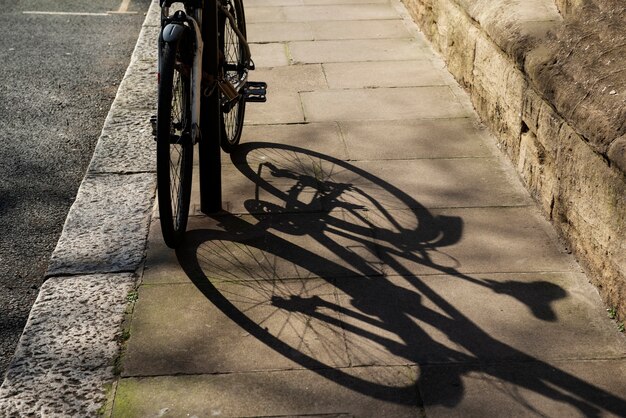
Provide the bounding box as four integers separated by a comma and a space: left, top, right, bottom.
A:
523, 86, 564, 158
518, 131, 556, 216
472, 35, 526, 160
608, 135, 626, 175
522, 86, 542, 134
556, 125, 625, 251
437, 1, 479, 88
402, 0, 436, 40
553, 124, 626, 313
456, 0, 562, 66
536, 101, 564, 160
521, 88, 565, 220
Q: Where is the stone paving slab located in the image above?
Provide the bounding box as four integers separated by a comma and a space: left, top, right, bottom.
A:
173, 206, 576, 281
339, 119, 492, 160
246, 6, 287, 23
143, 214, 284, 285
246, 0, 390, 6
322, 157, 531, 208
249, 43, 290, 68
323, 60, 446, 89
248, 22, 314, 42
188, 163, 324, 215
418, 360, 626, 418
185, 212, 382, 279
283, 4, 400, 21
363, 206, 577, 275
245, 91, 304, 125
249, 20, 412, 43
247, 4, 400, 23
335, 273, 626, 366
146, 211, 380, 282
199, 120, 517, 214
252, 64, 328, 93
290, 39, 427, 64
309, 19, 412, 40
240, 122, 348, 160
301, 87, 471, 121
182, 147, 326, 219
140, 220, 188, 285
114, 366, 421, 417
122, 280, 348, 377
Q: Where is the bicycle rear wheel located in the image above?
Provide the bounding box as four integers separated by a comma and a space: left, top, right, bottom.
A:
157, 40, 194, 248
219, 0, 247, 153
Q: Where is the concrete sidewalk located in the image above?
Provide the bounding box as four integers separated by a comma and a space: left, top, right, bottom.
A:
109, 0, 626, 416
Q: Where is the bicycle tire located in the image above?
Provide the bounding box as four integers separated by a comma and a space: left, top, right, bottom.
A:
219, 0, 247, 153
157, 39, 194, 248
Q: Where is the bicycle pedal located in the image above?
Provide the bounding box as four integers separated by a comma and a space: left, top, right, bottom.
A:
150, 115, 157, 138
244, 81, 267, 103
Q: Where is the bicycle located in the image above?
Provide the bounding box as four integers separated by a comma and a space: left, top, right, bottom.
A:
152, 0, 266, 248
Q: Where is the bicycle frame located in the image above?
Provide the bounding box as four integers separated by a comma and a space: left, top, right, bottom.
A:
159, 0, 255, 145
155, 0, 266, 218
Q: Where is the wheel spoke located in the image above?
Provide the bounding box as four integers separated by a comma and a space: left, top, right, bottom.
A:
169, 67, 187, 222
220, 0, 246, 151
157, 41, 193, 247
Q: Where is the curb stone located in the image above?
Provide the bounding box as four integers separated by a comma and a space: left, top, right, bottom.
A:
0, 274, 136, 417
0, 0, 161, 414
46, 173, 156, 277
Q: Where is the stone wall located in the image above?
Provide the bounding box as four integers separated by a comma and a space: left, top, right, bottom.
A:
402, 0, 626, 318
554, 0, 585, 16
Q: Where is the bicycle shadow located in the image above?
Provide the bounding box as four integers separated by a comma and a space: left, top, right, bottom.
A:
176, 142, 626, 415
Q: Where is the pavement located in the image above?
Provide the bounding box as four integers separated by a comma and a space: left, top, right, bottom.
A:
2, 0, 626, 416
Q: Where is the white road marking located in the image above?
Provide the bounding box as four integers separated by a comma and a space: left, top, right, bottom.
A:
23, 1, 137, 17
23, 11, 110, 16
116, 0, 132, 13
108, 0, 137, 14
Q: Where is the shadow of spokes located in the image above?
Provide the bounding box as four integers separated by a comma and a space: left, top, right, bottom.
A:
174, 142, 626, 415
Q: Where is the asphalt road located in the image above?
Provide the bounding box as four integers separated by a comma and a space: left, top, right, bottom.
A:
0, 0, 152, 378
